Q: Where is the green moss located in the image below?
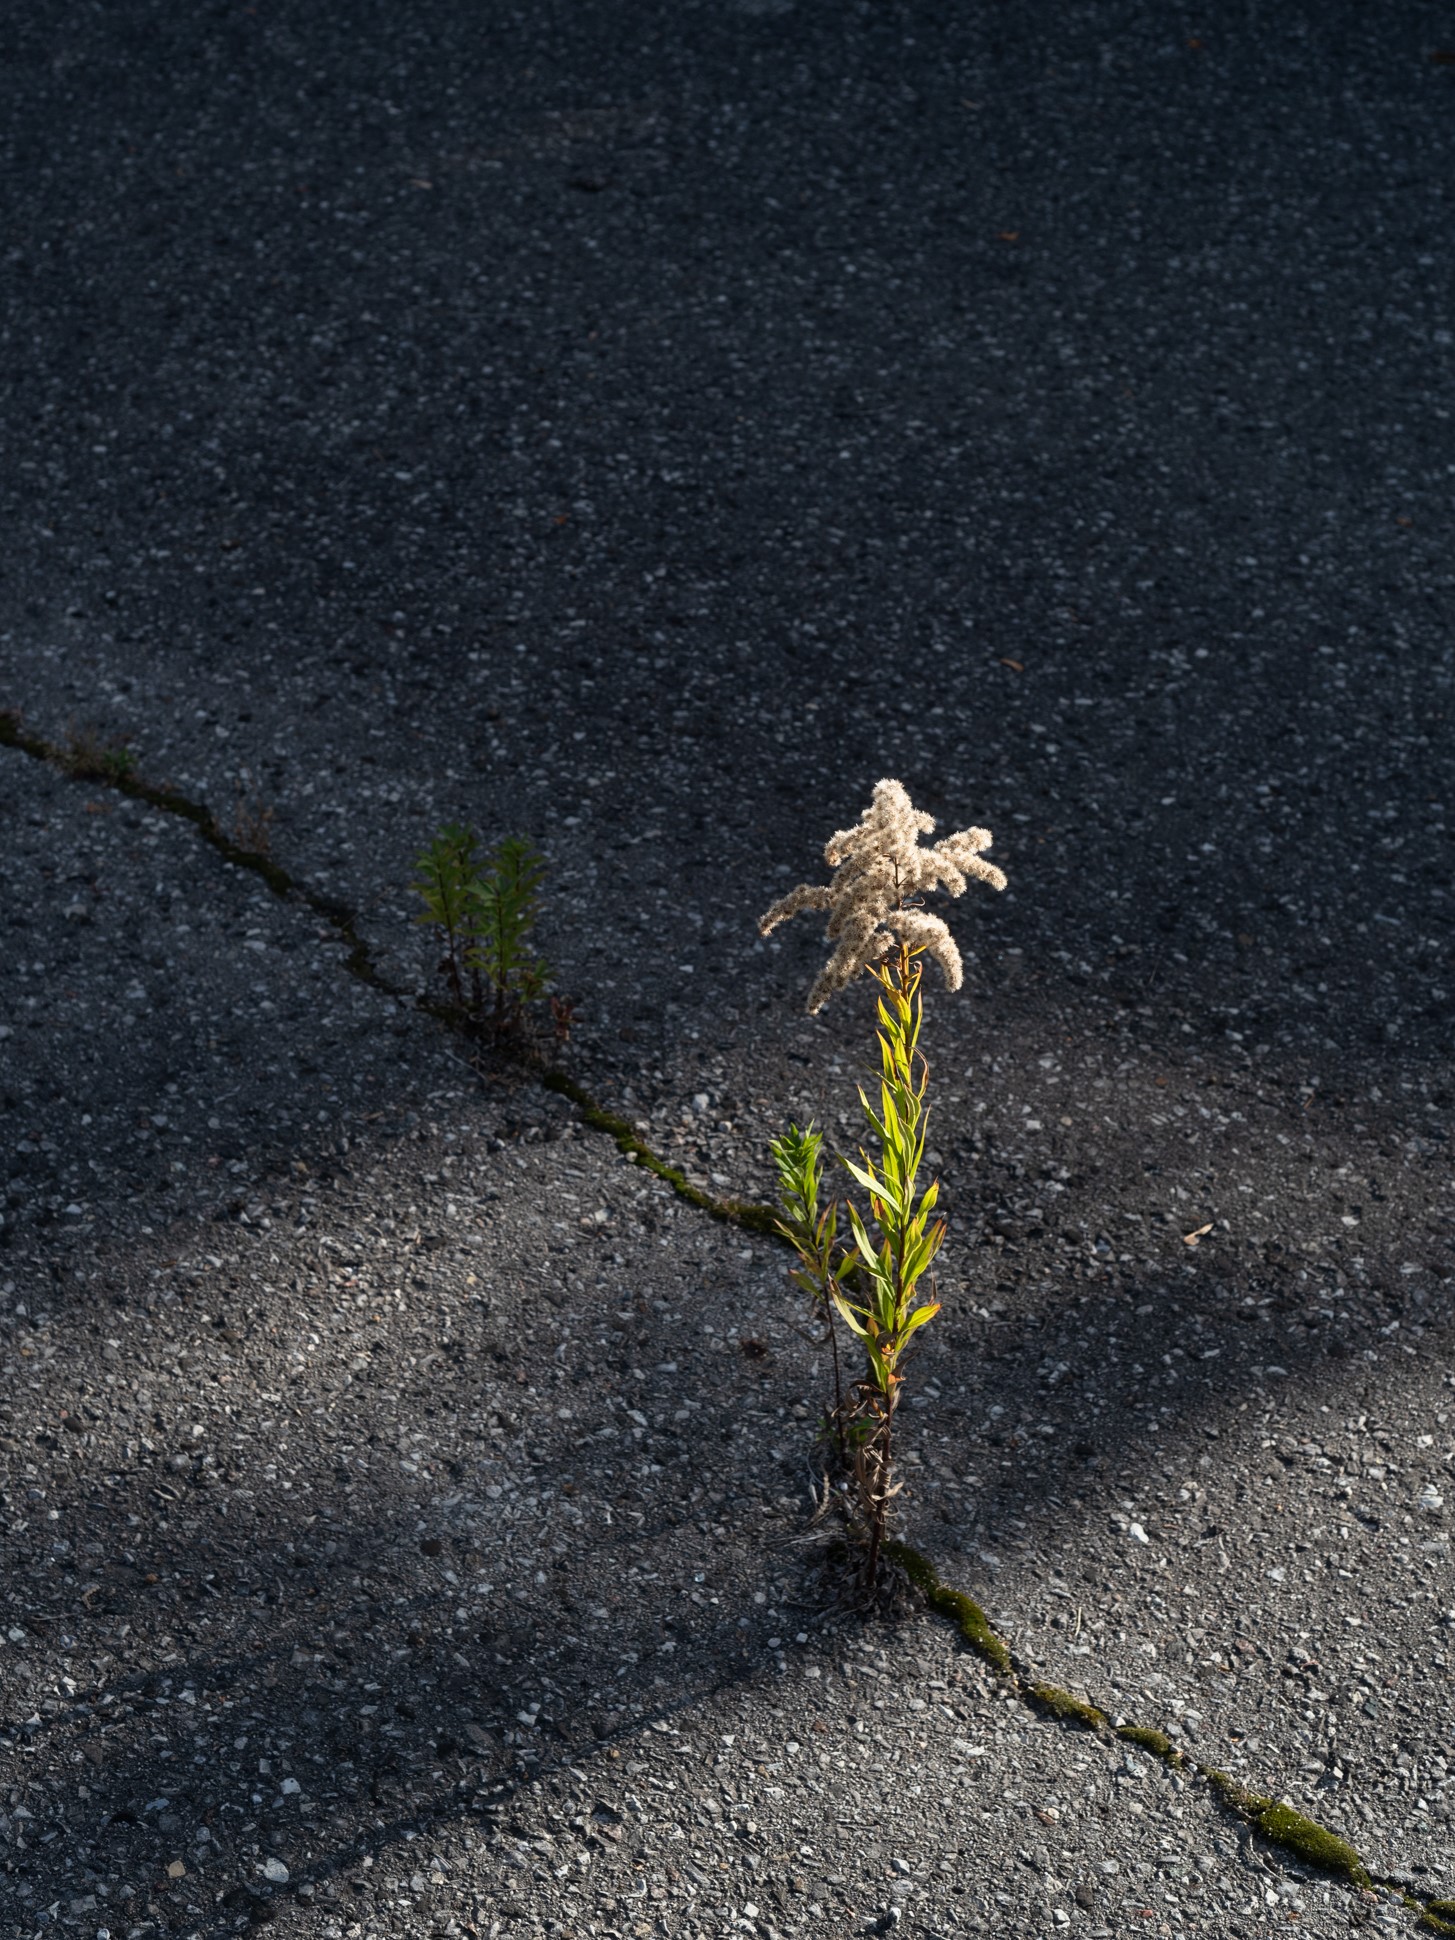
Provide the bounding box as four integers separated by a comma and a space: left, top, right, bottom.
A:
1420, 1905, 1455, 1936
1203, 1769, 1254, 1811
883, 1539, 936, 1597
729, 1199, 783, 1237
1027, 1682, 1107, 1730
930, 1584, 1014, 1678
1427, 1902, 1455, 1921
539, 1069, 783, 1234
1115, 1724, 1181, 1763
883, 1542, 1014, 1676
1204, 1772, 1370, 1888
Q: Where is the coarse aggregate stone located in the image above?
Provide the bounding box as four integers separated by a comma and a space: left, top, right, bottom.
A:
0, 1120, 1423, 1940
1, 0, 1453, 1935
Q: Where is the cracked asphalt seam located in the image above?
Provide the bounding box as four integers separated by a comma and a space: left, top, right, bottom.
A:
0, 701, 1440, 1933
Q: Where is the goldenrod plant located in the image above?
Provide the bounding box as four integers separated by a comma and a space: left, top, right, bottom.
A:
759, 777, 1006, 1013
836, 942, 946, 1584
761, 778, 1007, 1585
413, 825, 550, 1035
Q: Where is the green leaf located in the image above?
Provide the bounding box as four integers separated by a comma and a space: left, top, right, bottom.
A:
463, 834, 548, 1010
412, 823, 478, 933
840, 1156, 883, 1198
830, 1289, 869, 1337
847, 1207, 891, 1277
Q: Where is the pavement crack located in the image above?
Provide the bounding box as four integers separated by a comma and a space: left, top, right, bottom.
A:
0, 706, 779, 1232
890, 1539, 1443, 1928
8, 706, 1435, 1929
538, 1069, 779, 1234
1, 706, 386, 994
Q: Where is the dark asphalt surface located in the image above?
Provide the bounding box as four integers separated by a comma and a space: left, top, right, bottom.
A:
1, 2, 1453, 1936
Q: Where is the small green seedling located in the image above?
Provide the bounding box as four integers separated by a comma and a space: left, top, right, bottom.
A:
769, 1121, 849, 1461
413, 824, 551, 1036
413, 822, 480, 1008
61, 724, 137, 783
468, 834, 550, 1029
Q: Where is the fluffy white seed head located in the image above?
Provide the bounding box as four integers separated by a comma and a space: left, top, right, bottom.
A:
758, 778, 1007, 1011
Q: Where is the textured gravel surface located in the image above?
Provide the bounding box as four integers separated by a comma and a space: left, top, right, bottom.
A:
2, 0, 1451, 1079
0, 1113, 1430, 1940
2, 0, 1454, 1935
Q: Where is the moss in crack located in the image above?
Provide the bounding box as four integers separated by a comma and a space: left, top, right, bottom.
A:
1419, 1904, 1455, 1935
931, 1587, 1013, 1679
1117, 1738, 1187, 1769
1203, 1771, 1370, 1889
723, 1198, 782, 1238
1027, 1682, 1107, 1731
1115, 1724, 1182, 1764
538, 1070, 780, 1235
884, 1542, 1014, 1677
3, 710, 783, 1227
897, 1538, 1382, 1905
0, 709, 50, 763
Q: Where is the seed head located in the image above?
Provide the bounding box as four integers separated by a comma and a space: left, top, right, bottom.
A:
759, 778, 1007, 1012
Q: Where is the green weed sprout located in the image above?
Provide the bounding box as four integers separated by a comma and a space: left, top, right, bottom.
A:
469, 835, 550, 1028
99, 745, 137, 782
413, 823, 478, 1007
769, 1122, 849, 1462
413, 825, 550, 1035
61, 724, 138, 784
759, 778, 1007, 1585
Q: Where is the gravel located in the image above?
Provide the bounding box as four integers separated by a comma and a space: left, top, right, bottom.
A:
0, 1124, 1424, 1939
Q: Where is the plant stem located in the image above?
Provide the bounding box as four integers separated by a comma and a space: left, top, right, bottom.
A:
822, 1294, 847, 1467
865, 1396, 894, 1590
445, 916, 464, 1007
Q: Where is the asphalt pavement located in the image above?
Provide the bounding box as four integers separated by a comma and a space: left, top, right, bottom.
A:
1, 3, 1452, 1936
